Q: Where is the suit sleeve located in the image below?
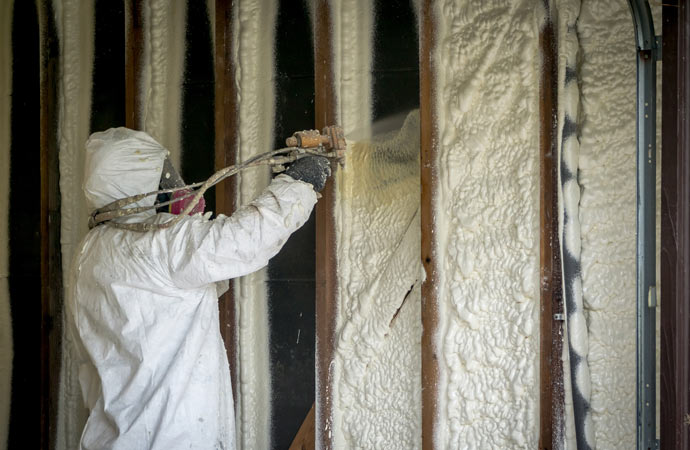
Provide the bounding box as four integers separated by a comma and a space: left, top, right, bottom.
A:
166, 175, 317, 288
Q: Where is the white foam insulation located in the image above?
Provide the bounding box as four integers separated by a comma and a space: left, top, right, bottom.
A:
229, 1, 277, 448
333, 111, 423, 448
577, 1, 638, 447
54, 1, 94, 448
431, 1, 543, 447
139, 0, 186, 167
19, 0, 662, 448
328, 2, 423, 448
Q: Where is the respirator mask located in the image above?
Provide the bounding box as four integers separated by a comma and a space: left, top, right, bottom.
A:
156, 157, 206, 215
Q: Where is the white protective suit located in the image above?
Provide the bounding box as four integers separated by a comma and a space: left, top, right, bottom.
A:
66, 128, 317, 449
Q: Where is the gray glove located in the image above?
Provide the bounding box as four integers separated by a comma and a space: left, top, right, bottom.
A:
284, 156, 332, 192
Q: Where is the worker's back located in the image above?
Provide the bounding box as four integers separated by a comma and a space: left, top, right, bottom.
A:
68, 213, 234, 450
67, 127, 320, 449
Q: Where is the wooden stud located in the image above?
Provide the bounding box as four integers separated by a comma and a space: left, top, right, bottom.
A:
214, 0, 239, 404
38, 1, 61, 448
538, 4, 565, 449
661, 1, 690, 448
420, 0, 439, 448
314, 1, 337, 448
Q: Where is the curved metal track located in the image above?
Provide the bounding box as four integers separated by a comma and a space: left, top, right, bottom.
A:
626, 1, 659, 448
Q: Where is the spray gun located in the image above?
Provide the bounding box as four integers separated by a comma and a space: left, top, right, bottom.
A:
285, 126, 347, 162
274, 125, 347, 173
88, 125, 347, 232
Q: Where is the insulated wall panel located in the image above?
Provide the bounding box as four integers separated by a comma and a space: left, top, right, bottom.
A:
577, 2, 637, 448
329, 1, 423, 448
230, 1, 277, 447
54, 1, 94, 448
332, 113, 422, 449
432, 1, 542, 447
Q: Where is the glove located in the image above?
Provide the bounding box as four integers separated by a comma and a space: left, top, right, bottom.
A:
284, 156, 332, 192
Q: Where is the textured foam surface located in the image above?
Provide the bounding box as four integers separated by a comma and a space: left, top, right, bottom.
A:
325, 1, 374, 447
433, 1, 542, 447
577, 2, 637, 448
555, 0, 594, 448
54, 1, 94, 448
140, 0, 185, 167
231, 1, 277, 448
333, 111, 422, 449
332, 0, 373, 141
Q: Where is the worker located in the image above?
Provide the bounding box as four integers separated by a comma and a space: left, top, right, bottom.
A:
66, 127, 331, 449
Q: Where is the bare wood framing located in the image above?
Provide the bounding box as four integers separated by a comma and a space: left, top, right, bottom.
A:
314, 1, 337, 448
289, 403, 315, 450
38, 1, 61, 448
420, 0, 439, 448
538, 5, 565, 449
661, 1, 690, 448
214, 0, 239, 404
125, 0, 143, 129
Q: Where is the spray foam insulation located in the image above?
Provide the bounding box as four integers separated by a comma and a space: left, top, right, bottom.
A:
231, 0, 277, 447
332, 111, 422, 449
577, 1, 638, 448
432, 1, 542, 447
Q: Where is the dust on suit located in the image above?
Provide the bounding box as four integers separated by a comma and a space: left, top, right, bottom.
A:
66, 128, 317, 449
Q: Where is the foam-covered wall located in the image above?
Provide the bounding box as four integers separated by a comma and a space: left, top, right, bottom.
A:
558, 1, 662, 448
432, 1, 542, 447
577, 2, 637, 447
33, 0, 661, 448
139, 0, 185, 167
0, 2, 13, 449
54, 1, 94, 448
555, 0, 592, 448
333, 112, 422, 448
328, 2, 423, 447
331, 0, 373, 141
230, 1, 277, 447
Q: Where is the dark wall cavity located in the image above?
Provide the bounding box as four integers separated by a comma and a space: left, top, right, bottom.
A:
372, 0, 420, 121
181, 1, 215, 209
268, 1, 316, 447
90, 0, 125, 132
8, 1, 40, 448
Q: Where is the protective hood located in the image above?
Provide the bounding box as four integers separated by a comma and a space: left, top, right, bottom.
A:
83, 127, 167, 211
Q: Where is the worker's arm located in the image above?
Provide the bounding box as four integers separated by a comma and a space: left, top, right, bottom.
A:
166, 173, 318, 288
